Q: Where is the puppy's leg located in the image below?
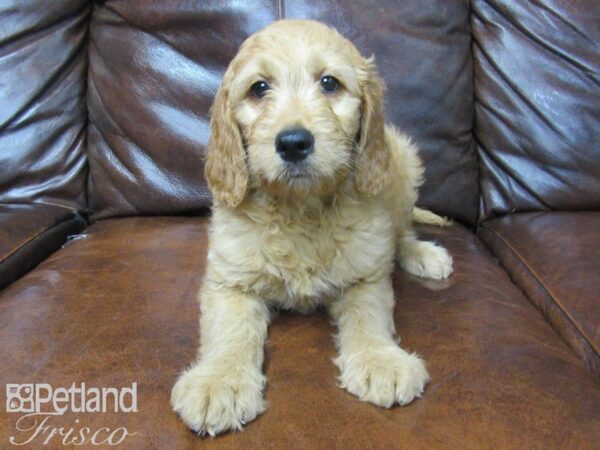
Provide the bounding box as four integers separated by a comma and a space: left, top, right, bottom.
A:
397, 231, 453, 280
330, 277, 430, 407
171, 283, 269, 436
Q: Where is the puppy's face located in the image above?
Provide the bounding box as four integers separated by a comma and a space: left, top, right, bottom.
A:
206, 20, 387, 207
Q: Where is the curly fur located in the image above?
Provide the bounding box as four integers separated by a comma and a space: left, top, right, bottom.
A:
172, 19, 453, 436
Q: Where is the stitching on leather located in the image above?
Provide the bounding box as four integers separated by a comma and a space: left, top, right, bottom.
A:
481, 224, 600, 362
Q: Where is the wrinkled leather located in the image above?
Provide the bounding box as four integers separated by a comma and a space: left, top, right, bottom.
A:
0, 218, 598, 449
284, 0, 479, 225
0, 0, 89, 210
479, 212, 600, 377
0, 204, 85, 290
472, 0, 600, 221
86, 0, 478, 225
86, 1, 278, 220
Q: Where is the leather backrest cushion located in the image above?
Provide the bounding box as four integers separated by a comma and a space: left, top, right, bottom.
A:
473, 0, 600, 221
0, 0, 89, 210
87, 1, 278, 220
88, 0, 478, 224
285, 0, 478, 224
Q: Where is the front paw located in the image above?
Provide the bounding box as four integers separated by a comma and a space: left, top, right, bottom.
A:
171, 361, 266, 436
401, 240, 453, 280
335, 347, 430, 408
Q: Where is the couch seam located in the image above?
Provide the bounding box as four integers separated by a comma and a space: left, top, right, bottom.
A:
468, 0, 482, 229
0, 213, 79, 265
82, 1, 93, 218
0, 217, 85, 293
480, 224, 600, 362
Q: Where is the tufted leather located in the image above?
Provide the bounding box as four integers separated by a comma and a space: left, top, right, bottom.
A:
0, 219, 598, 449
86, 1, 278, 220
472, 0, 600, 221
0, 0, 89, 210
479, 212, 600, 377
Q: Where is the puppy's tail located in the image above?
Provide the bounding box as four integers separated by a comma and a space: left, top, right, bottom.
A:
412, 207, 452, 227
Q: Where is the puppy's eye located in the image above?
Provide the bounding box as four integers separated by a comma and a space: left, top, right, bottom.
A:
250, 81, 270, 98
320, 75, 339, 93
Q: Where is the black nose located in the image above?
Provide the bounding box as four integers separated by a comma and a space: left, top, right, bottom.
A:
275, 128, 315, 162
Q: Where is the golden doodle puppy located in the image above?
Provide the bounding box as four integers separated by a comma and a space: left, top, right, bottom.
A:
172, 19, 453, 436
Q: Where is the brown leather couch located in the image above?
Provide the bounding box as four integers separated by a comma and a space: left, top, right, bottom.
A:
1, 1, 599, 448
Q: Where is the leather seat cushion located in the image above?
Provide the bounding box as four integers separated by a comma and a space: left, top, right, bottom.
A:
0, 217, 598, 448
479, 211, 600, 377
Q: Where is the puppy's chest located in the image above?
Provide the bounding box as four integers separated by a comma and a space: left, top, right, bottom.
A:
212, 201, 394, 307
243, 213, 392, 307
257, 220, 347, 300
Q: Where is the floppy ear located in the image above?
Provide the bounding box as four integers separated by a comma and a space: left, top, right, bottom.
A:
205, 81, 249, 208
355, 57, 388, 196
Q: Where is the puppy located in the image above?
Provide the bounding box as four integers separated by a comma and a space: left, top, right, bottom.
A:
171, 19, 453, 436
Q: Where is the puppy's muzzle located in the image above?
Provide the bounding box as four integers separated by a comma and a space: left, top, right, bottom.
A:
275, 128, 314, 162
